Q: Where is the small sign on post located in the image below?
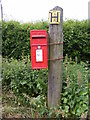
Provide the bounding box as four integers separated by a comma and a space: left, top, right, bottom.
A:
49, 10, 61, 24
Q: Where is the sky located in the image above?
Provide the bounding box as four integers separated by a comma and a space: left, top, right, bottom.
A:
1, 0, 90, 23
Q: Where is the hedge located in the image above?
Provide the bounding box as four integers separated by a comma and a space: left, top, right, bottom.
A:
2, 20, 90, 62
63, 20, 90, 62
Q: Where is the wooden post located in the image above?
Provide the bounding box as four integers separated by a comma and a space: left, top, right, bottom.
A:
87, 64, 90, 119
48, 6, 63, 108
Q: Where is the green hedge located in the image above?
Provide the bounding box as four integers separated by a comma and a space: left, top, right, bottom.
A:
63, 20, 90, 62
2, 20, 90, 61
2, 21, 28, 59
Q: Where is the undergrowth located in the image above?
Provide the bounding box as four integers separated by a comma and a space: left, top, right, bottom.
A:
2, 56, 89, 118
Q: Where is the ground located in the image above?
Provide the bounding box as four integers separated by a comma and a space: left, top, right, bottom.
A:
2, 87, 39, 118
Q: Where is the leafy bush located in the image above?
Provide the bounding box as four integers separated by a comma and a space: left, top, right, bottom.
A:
2, 57, 48, 98
2, 20, 49, 59
61, 58, 88, 117
63, 20, 90, 62
2, 57, 88, 117
2, 20, 90, 62
2, 21, 30, 59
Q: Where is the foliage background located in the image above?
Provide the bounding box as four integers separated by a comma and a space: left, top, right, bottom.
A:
2, 20, 90, 62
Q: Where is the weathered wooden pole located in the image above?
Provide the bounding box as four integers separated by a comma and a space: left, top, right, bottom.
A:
48, 6, 63, 108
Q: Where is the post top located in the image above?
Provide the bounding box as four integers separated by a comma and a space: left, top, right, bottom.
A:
50, 6, 63, 11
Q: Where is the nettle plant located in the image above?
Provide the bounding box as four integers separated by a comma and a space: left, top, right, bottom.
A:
2, 55, 88, 118
2, 57, 48, 100
61, 55, 88, 117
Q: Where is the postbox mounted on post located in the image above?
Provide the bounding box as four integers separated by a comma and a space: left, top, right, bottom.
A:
30, 30, 48, 69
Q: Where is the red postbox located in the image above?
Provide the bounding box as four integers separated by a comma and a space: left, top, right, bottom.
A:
30, 30, 48, 69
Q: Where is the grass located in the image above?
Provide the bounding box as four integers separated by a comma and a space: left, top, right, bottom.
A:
2, 87, 39, 118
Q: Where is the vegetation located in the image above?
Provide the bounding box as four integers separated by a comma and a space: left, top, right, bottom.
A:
2, 56, 88, 118
2, 20, 90, 62
63, 20, 89, 62
2, 19, 89, 118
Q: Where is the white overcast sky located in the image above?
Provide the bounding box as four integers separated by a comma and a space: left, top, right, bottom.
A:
1, 0, 89, 23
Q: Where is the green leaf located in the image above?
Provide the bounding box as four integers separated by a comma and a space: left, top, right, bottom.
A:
65, 106, 69, 113
20, 81, 27, 85
63, 98, 67, 103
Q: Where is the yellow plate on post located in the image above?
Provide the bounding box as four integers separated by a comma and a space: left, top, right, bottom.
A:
49, 10, 60, 24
